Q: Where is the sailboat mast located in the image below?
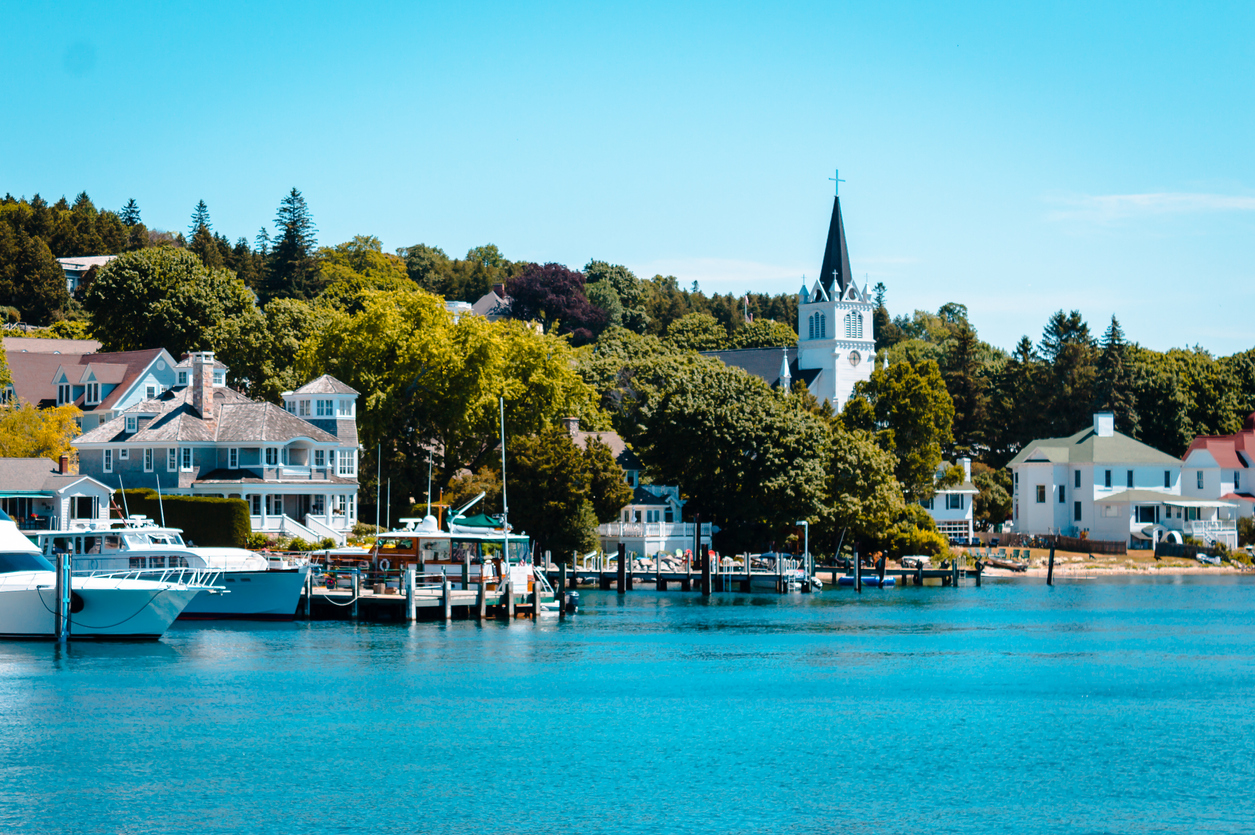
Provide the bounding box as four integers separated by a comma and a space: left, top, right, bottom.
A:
499, 396, 509, 567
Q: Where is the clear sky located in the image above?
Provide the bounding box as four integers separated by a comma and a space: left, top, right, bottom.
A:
3, 1, 1252, 354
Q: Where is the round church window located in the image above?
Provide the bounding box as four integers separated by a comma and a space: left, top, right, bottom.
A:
849, 351, 861, 367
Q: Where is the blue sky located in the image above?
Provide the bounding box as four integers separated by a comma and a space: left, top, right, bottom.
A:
3, 1, 1252, 354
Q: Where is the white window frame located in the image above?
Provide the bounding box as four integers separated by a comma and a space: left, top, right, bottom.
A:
337, 399, 353, 417
126, 415, 137, 433
144, 448, 153, 472
229, 448, 238, 469
265, 448, 279, 466
146, 384, 156, 399
248, 495, 261, 515
180, 447, 193, 472
103, 448, 112, 473
177, 371, 188, 386
85, 382, 100, 405
57, 383, 71, 405
1197, 470, 1204, 489
314, 449, 325, 468
946, 493, 963, 510
119, 448, 129, 460
337, 449, 356, 476
213, 370, 225, 386
167, 448, 177, 472
298, 399, 310, 417
1036, 484, 1045, 504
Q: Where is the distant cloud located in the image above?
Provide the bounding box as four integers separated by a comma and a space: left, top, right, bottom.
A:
1048, 192, 1255, 223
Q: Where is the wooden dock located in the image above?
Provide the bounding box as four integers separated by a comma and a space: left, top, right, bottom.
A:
299, 568, 555, 622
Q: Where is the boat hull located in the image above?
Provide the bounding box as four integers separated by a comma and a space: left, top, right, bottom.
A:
179, 566, 310, 620
0, 573, 201, 640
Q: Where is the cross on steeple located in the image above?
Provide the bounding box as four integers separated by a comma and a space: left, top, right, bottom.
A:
828, 169, 845, 196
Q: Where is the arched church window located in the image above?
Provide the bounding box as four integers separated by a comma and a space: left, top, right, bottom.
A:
808, 313, 815, 340
844, 312, 863, 339
820, 314, 826, 338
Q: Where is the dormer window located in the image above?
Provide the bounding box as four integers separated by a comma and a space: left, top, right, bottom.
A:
213, 370, 225, 386
298, 399, 310, 417
146, 385, 156, 399
337, 399, 353, 417
126, 415, 137, 433
285, 401, 294, 414
316, 399, 332, 417
58, 384, 72, 405
84, 382, 100, 405
177, 371, 188, 386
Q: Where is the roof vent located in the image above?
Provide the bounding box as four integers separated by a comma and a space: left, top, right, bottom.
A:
1094, 412, 1115, 438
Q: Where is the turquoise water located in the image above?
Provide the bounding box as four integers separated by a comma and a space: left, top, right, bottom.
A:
2, 576, 1254, 834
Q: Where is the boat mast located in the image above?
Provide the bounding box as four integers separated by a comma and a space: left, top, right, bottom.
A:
118, 472, 130, 520
499, 396, 509, 568
155, 472, 166, 527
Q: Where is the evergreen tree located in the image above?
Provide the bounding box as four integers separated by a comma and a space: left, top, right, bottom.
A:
873, 282, 887, 309
943, 323, 988, 456
254, 227, 271, 257
1092, 315, 1140, 435
1039, 310, 1097, 435
188, 224, 223, 269
120, 199, 141, 227
264, 188, 318, 301
189, 200, 212, 235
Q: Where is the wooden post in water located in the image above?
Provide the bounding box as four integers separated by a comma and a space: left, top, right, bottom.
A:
476, 576, 487, 621
442, 572, 451, 621
505, 578, 515, 619
405, 565, 416, 621
351, 569, 360, 620
54, 552, 69, 642
877, 555, 886, 585
462, 554, 470, 591
616, 543, 626, 594
626, 551, 634, 591
974, 560, 982, 588
558, 562, 568, 622
915, 563, 923, 586
700, 542, 711, 597
531, 579, 540, 620
854, 550, 862, 593
952, 557, 960, 588
304, 568, 313, 620
1047, 545, 1056, 586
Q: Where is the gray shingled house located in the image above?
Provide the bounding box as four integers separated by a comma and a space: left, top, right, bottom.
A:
72, 351, 361, 545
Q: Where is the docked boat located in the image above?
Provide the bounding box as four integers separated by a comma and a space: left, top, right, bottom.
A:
34, 516, 311, 621
836, 574, 895, 587
0, 510, 206, 640
360, 512, 558, 615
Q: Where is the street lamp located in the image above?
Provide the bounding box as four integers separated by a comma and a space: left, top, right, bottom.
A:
795, 520, 810, 578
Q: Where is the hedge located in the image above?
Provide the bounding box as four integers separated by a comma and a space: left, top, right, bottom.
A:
118, 489, 251, 548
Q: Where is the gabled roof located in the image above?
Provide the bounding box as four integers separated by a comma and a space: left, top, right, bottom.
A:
56, 255, 117, 272
7, 348, 170, 412
1006, 426, 1180, 468
818, 196, 854, 298
289, 375, 358, 396
73, 385, 340, 446
0, 458, 112, 495
699, 347, 821, 392
1182, 415, 1255, 469
472, 289, 511, 320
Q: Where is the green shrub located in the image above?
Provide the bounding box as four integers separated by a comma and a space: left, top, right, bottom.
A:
1238, 517, 1255, 547
286, 537, 312, 552
119, 490, 249, 547
245, 532, 272, 550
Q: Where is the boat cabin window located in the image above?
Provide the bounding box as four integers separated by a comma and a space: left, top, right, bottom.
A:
0, 551, 55, 573
46, 537, 73, 555
104, 535, 121, 550
82, 536, 101, 554
129, 557, 144, 568
418, 538, 451, 562
480, 540, 529, 562
378, 537, 414, 553
451, 540, 480, 563
124, 534, 147, 547
170, 556, 188, 568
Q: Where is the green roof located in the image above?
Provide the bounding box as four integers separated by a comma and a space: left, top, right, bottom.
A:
1006, 427, 1179, 468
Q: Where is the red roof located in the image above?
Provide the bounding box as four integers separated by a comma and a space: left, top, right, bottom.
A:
7, 348, 166, 412
1183, 414, 1255, 469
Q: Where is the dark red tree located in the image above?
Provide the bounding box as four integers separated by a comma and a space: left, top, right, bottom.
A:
505, 262, 606, 344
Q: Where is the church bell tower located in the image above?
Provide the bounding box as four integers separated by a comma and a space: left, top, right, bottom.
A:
796, 175, 875, 410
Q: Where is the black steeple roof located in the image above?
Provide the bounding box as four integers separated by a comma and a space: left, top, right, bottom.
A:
818, 196, 853, 298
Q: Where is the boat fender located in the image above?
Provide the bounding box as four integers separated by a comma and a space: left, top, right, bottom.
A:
378, 559, 390, 571
70, 591, 85, 614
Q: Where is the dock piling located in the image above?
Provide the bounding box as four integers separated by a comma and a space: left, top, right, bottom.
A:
616, 543, 626, 594
441, 572, 451, 621
351, 569, 360, 620
1047, 546, 1056, 586
854, 551, 862, 593
405, 566, 416, 621
505, 579, 515, 619
304, 569, 313, 620
462, 555, 470, 590
974, 560, 982, 588
477, 577, 486, 621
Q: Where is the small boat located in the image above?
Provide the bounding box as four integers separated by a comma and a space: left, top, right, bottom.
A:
0, 510, 206, 640
836, 574, 895, 587
35, 516, 311, 621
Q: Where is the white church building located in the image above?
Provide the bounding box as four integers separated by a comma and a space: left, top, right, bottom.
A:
706, 187, 875, 411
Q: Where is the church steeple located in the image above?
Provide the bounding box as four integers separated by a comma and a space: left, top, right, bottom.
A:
818, 196, 853, 299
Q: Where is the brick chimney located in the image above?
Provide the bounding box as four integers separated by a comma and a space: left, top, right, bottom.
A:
493, 283, 506, 298
562, 416, 579, 435
191, 351, 215, 419
59, 454, 69, 474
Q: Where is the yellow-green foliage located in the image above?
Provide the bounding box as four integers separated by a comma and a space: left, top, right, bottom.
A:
0, 403, 82, 462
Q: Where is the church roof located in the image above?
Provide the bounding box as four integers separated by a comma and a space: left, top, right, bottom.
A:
700, 347, 821, 392
819, 196, 854, 299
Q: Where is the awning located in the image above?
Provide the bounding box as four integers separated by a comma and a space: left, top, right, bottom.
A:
1160, 498, 1238, 509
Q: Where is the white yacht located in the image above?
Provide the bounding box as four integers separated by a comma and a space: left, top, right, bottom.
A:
35, 516, 311, 621
0, 510, 204, 640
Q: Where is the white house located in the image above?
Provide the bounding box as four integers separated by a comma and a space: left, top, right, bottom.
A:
921, 457, 979, 541
1007, 412, 1237, 548
56, 255, 117, 295
0, 456, 113, 531
72, 351, 361, 545
1180, 414, 1255, 521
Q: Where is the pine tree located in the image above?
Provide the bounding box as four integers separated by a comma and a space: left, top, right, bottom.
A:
120, 199, 141, 226
1093, 315, 1140, 435
254, 227, 271, 256
189, 200, 212, 235
873, 281, 887, 309
943, 323, 988, 456
264, 188, 318, 301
